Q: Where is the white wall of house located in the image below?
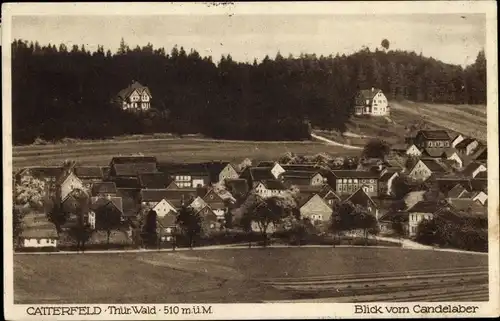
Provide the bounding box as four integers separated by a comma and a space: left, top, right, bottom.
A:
473, 192, 488, 205
299, 194, 332, 223
406, 145, 422, 157
408, 212, 434, 237
22, 238, 58, 248
271, 164, 286, 179
408, 161, 432, 181
451, 135, 465, 148
153, 199, 177, 218
311, 174, 325, 186
370, 92, 389, 116
61, 173, 85, 201
219, 165, 239, 183
447, 152, 463, 168
466, 141, 479, 155
255, 183, 270, 198
472, 164, 487, 178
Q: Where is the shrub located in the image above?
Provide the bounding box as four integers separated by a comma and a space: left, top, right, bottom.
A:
33, 137, 49, 145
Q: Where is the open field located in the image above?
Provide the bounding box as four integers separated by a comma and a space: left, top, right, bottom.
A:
14, 247, 488, 304
12, 137, 358, 170
389, 101, 487, 142
333, 101, 487, 146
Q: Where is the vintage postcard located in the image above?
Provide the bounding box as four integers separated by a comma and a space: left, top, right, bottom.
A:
2, 1, 499, 320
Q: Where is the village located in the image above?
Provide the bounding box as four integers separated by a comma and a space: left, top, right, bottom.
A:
14, 120, 488, 252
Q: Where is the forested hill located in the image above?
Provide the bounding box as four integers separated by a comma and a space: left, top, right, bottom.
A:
11, 39, 486, 145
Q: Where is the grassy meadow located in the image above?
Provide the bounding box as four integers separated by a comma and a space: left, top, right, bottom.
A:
14, 247, 487, 304
12, 137, 358, 170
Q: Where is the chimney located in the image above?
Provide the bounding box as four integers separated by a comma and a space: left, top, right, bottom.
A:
371, 87, 375, 92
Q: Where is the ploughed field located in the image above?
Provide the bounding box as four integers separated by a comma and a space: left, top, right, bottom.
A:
14, 247, 488, 304
12, 138, 357, 170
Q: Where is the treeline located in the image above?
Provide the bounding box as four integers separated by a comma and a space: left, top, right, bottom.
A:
12, 39, 486, 145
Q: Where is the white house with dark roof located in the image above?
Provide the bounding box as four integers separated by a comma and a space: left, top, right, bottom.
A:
115, 81, 152, 111
254, 180, 287, 198
354, 88, 389, 116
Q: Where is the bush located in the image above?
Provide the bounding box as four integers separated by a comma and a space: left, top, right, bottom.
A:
33, 137, 49, 145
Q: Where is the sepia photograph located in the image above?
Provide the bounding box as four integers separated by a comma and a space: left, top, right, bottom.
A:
2, 1, 499, 319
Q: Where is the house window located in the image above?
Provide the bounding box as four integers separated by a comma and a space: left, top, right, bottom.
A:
353, 179, 358, 183
348, 179, 352, 183
369, 185, 374, 192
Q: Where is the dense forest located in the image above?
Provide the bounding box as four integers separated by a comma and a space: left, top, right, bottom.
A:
11, 38, 486, 145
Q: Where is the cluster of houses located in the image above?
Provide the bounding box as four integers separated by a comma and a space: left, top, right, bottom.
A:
15, 129, 488, 249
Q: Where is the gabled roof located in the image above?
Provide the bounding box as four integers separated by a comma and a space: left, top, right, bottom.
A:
259, 179, 287, 190
157, 213, 177, 228
225, 179, 249, 196
138, 173, 174, 189
281, 164, 323, 172
203, 189, 225, 204
417, 130, 451, 140
91, 182, 117, 195
379, 211, 409, 223
112, 177, 141, 189
20, 226, 58, 239
343, 187, 377, 208
140, 189, 171, 202
470, 178, 487, 192
444, 148, 460, 158
73, 166, 103, 179
419, 159, 447, 173
110, 156, 157, 166
455, 138, 477, 149
280, 170, 321, 179
117, 81, 152, 101
116, 188, 140, 217
391, 143, 409, 151
384, 158, 405, 169
90, 196, 123, 213
162, 188, 207, 208
421, 148, 447, 158
205, 161, 234, 182
470, 146, 487, 161
407, 201, 441, 213
358, 88, 382, 100
196, 205, 217, 219
448, 199, 487, 218
461, 162, 485, 177
331, 170, 379, 179
475, 171, 487, 179
380, 171, 398, 182
299, 193, 331, 210
257, 161, 278, 168
403, 191, 426, 210
112, 163, 158, 177
447, 184, 468, 199
158, 162, 209, 176
240, 167, 275, 181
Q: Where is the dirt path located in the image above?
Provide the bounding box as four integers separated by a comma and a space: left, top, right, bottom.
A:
310, 133, 362, 150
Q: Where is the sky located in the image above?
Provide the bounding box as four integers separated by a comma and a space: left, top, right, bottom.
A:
12, 13, 485, 67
